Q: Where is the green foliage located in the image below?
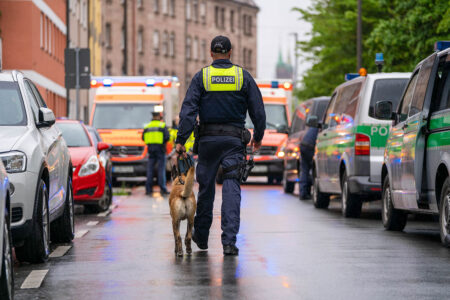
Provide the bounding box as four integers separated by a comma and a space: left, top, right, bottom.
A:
294, 0, 450, 101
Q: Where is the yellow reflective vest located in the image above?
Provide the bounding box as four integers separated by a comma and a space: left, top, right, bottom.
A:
143, 120, 166, 145
202, 65, 244, 92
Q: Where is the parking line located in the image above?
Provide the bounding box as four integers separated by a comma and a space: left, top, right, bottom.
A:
74, 230, 89, 238
21, 270, 49, 289
49, 245, 72, 258
86, 221, 99, 226
97, 209, 111, 217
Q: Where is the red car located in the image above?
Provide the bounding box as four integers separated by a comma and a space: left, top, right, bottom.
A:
56, 120, 112, 213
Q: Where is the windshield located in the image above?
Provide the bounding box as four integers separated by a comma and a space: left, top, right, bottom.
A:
369, 78, 409, 118
92, 103, 156, 129
56, 123, 92, 147
246, 104, 288, 130
0, 82, 27, 126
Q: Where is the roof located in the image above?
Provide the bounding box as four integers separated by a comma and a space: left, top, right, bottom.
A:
0, 72, 15, 82
231, 0, 259, 9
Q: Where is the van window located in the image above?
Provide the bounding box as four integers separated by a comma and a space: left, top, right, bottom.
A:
314, 99, 329, 121
333, 83, 361, 123
398, 71, 419, 122
246, 104, 288, 130
323, 93, 337, 128
432, 56, 450, 111
368, 78, 409, 118
409, 54, 436, 117
291, 103, 311, 133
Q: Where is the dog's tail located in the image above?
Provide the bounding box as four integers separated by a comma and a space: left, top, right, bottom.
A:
181, 167, 195, 198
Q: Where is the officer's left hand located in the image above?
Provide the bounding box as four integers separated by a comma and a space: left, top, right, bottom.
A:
176, 144, 187, 158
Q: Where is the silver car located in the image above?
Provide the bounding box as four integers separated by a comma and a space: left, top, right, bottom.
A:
0, 161, 13, 299
0, 71, 74, 263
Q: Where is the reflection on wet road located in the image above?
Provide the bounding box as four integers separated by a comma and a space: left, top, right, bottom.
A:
13, 182, 450, 299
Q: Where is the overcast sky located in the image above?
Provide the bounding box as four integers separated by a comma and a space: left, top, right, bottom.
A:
254, 0, 312, 81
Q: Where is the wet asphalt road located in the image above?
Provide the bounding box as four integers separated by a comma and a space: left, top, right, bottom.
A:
12, 180, 450, 299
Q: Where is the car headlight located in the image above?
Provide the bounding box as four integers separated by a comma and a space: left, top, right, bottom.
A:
0, 151, 27, 173
78, 155, 100, 177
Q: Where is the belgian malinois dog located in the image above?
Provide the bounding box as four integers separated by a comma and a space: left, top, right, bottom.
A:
169, 166, 196, 256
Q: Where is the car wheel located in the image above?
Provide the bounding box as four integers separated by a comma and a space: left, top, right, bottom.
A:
341, 172, 362, 218
381, 175, 407, 231
51, 176, 75, 243
0, 202, 14, 300
312, 170, 329, 208
16, 179, 50, 263
86, 180, 112, 214
283, 175, 295, 194
439, 178, 450, 247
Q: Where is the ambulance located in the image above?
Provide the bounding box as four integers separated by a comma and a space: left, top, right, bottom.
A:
245, 80, 293, 184
89, 76, 180, 180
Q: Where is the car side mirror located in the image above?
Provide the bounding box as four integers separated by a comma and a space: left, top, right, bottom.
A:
97, 142, 110, 152
374, 101, 394, 120
306, 115, 320, 128
37, 107, 56, 128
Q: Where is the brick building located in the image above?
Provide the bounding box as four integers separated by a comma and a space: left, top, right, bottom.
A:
0, 0, 67, 117
101, 0, 259, 96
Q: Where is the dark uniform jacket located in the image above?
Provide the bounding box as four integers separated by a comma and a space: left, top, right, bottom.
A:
300, 127, 319, 149
175, 59, 266, 145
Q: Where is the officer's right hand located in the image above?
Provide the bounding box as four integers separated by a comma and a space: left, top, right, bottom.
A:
176, 143, 187, 158
251, 139, 262, 153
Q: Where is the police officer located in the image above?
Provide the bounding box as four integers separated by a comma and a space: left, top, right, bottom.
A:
143, 112, 170, 195
299, 126, 319, 200
175, 36, 266, 256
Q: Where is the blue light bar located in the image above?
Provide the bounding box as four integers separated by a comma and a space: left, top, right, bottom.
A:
146, 79, 156, 87
271, 81, 279, 88
375, 53, 384, 62
435, 41, 450, 51
345, 73, 360, 81
103, 78, 113, 87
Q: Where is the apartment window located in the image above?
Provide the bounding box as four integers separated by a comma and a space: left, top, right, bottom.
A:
200, 40, 206, 62
215, 7, 225, 29
40, 13, 44, 48
82, 0, 87, 28
221, 8, 225, 29
186, 36, 192, 60
121, 26, 125, 50
105, 61, 112, 76
137, 0, 143, 9
105, 23, 112, 48
153, 30, 160, 54
214, 6, 219, 28
230, 10, 235, 32
169, 32, 175, 57
193, 37, 199, 61
154, 0, 159, 13
243, 15, 247, 34
186, 0, 191, 20
248, 49, 252, 68
138, 65, 144, 75
162, 31, 169, 56
193, 0, 198, 22
137, 27, 144, 54
169, 0, 175, 17
248, 16, 253, 36
243, 48, 247, 66
122, 64, 127, 75
200, 1, 206, 24
154, 68, 160, 75
162, 0, 168, 15
48, 20, 52, 55
163, 70, 169, 76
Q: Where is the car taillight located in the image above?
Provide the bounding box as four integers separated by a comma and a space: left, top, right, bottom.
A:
355, 133, 370, 155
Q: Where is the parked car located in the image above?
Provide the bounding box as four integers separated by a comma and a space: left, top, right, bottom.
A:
86, 125, 113, 185
56, 120, 112, 213
0, 161, 13, 300
282, 97, 330, 193
0, 71, 74, 263
378, 42, 450, 246
309, 72, 410, 217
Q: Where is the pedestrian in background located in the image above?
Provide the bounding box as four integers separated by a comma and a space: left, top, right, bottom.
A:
299, 126, 319, 200
175, 35, 266, 256
142, 112, 170, 195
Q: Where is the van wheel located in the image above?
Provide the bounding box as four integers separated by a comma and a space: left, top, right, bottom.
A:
312, 171, 329, 208
0, 202, 14, 300
439, 178, 450, 247
16, 179, 50, 263
382, 176, 407, 231
283, 175, 295, 194
341, 172, 362, 218
51, 176, 75, 243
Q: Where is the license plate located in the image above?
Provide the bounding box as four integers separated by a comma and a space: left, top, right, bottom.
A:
113, 166, 134, 173
252, 165, 268, 173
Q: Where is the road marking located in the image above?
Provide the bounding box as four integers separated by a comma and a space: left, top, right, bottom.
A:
21, 270, 49, 289
74, 230, 89, 238
97, 209, 111, 217
86, 221, 99, 226
49, 245, 72, 258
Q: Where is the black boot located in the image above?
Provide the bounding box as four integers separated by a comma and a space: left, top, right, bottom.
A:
223, 244, 239, 256
192, 232, 208, 250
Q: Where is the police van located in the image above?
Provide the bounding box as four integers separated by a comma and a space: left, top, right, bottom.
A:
308, 71, 410, 217
377, 42, 450, 246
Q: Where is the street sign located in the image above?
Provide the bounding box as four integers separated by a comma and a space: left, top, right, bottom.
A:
65, 48, 91, 89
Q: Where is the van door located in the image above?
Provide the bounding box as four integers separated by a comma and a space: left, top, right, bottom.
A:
316, 92, 338, 192
397, 54, 436, 208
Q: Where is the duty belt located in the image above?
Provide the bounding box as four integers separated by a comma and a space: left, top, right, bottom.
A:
198, 123, 244, 140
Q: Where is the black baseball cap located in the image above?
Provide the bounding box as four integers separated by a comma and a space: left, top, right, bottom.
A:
211, 36, 232, 54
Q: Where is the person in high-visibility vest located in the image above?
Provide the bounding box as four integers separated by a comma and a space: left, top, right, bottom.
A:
142, 112, 170, 195
175, 36, 266, 256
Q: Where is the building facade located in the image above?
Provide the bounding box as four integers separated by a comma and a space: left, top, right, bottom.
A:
0, 0, 67, 117
101, 0, 258, 97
